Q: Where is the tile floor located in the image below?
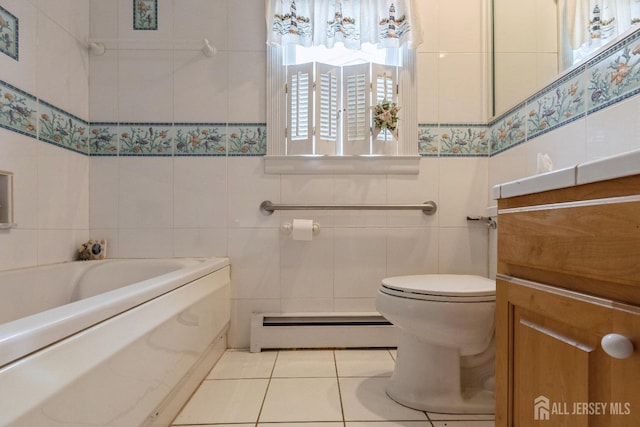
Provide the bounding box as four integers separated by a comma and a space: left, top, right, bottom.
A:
171, 349, 495, 427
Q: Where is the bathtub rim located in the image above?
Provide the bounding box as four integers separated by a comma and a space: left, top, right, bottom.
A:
0, 256, 229, 369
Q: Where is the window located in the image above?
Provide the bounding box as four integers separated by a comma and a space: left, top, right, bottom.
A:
266, 0, 422, 165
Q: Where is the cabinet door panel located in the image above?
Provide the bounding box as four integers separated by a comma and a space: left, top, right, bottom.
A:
497, 277, 640, 427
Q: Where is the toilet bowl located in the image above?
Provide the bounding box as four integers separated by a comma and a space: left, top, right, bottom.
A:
375, 274, 496, 413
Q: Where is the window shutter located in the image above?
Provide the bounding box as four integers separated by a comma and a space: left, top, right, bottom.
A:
315, 62, 341, 155
341, 63, 371, 155
286, 62, 314, 155
371, 64, 398, 143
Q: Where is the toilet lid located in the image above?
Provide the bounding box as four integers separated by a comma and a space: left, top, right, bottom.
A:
380, 274, 496, 302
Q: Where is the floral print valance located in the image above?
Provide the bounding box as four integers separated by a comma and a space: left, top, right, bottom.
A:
266, 0, 423, 49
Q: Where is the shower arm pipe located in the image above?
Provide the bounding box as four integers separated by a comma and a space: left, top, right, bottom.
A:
260, 200, 437, 216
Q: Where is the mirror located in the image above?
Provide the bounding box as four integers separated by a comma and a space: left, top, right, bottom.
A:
493, 0, 640, 116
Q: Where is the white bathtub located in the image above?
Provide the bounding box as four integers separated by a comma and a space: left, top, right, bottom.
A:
0, 257, 230, 426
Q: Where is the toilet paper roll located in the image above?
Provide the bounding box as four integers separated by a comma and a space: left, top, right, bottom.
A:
292, 219, 314, 241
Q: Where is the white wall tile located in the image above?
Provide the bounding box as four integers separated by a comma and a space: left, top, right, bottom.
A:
438, 158, 488, 227
37, 143, 89, 229
417, 52, 439, 123
89, 50, 119, 122
90, 0, 118, 40
416, 0, 438, 53
228, 228, 280, 299
438, 226, 488, 276
0, 229, 38, 271
438, 53, 487, 123
586, 96, 640, 161
89, 157, 119, 229
227, 52, 266, 123
118, 50, 173, 122
333, 175, 387, 227
117, 227, 173, 258
173, 50, 228, 123
173, 157, 227, 228
37, 12, 89, 119
173, 0, 227, 49
38, 0, 89, 42
488, 143, 527, 191
118, 157, 173, 228
0, 130, 38, 229
38, 228, 89, 265
525, 119, 586, 175
438, 0, 485, 53
386, 227, 439, 277
334, 228, 387, 299
0, 0, 37, 94
227, 157, 280, 228
226, 0, 266, 52
280, 227, 334, 300
387, 157, 439, 227
173, 228, 227, 258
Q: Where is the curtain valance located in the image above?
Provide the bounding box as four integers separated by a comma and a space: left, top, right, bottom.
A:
266, 0, 423, 49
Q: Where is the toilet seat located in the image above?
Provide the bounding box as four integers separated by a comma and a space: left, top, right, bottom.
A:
380, 274, 495, 303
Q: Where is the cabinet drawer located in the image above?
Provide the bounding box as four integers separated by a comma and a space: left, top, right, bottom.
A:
498, 197, 640, 305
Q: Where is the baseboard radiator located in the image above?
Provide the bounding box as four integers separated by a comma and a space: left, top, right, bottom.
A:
250, 312, 399, 352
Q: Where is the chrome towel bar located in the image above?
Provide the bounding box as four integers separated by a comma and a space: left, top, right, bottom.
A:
260, 200, 437, 215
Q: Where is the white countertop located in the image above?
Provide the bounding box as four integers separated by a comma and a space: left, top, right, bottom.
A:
493, 148, 640, 199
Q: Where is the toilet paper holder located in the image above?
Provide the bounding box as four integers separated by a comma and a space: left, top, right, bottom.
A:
281, 222, 321, 235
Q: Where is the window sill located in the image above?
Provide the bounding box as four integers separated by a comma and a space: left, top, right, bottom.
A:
264, 155, 421, 175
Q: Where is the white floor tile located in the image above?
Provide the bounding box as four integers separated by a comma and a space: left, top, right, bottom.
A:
335, 349, 395, 377
172, 379, 269, 425
272, 349, 337, 378
259, 424, 343, 427
340, 377, 428, 422
259, 377, 343, 423
431, 422, 495, 426
428, 413, 495, 421
207, 349, 277, 379
347, 423, 432, 427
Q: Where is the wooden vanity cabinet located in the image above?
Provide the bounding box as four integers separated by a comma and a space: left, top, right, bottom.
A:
495, 175, 640, 427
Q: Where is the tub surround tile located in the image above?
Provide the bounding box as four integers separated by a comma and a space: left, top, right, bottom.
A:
418, 124, 439, 156
438, 124, 489, 157
118, 123, 172, 155
89, 123, 118, 155
0, 6, 19, 61
526, 65, 586, 139
174, 124, 226, 155
39, 101, 89, 154
227, 123, 267, 156
587, 30, 640, 114
0, 79, 37, 137
133, 0, 158, 31
490, 103, 527, 155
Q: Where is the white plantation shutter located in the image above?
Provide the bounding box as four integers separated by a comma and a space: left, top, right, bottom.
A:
342, 63, 371, 155
315, 62, 341, 155
286, 62, 314, 155
372, 64, 398, 145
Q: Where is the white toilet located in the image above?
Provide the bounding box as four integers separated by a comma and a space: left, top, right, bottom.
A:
375, 274, 496, 413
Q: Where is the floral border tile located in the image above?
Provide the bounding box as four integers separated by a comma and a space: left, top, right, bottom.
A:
89, 123, 119, 155
175, 124, 226, 155
119, 123, 172, 155
0, 79, 36, 137
228, 123, 266, 155
490, 103, 527, 155
39, 101, 89, 153
439, 124, 489, 157
133, 0, 158, 31
418, 124, 438, 156
0, 6, 19, 61
587, 30, 640, 114
527, 66, 586, 139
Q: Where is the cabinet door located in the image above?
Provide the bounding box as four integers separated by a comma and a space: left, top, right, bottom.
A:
496, 277, 640, 427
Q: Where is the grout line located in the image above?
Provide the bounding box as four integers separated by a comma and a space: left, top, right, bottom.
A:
333, 350, 347, 427
253, 349, 279, 426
